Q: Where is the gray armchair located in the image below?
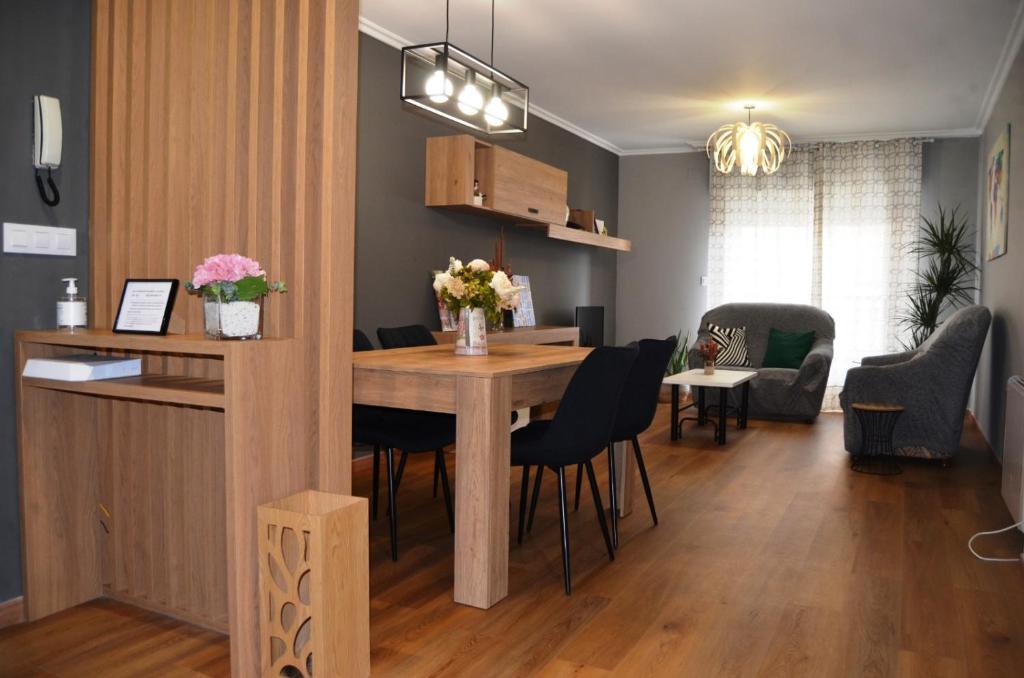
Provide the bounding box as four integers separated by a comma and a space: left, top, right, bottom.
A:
840, 305, 991, 460
689, 303, 835, 421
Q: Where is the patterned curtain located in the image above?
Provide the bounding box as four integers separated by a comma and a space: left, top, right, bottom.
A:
707, 139, 923, 410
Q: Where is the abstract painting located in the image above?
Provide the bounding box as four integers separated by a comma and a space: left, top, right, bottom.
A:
985, 125, 1010, 261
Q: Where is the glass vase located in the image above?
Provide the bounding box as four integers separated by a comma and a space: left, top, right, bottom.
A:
204, 295, 264, 340
455, 307, 488, 356
703, 360, 715, 375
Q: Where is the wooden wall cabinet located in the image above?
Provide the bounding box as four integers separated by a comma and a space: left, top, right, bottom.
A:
425, 135, 631, 252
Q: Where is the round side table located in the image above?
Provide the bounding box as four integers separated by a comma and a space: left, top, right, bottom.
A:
850, 402, 904, 475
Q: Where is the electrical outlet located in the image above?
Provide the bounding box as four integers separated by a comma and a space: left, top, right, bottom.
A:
3, 222, 76, 256
699, 274, 708, 287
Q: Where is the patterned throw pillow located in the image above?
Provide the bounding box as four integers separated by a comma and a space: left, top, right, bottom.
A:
707, 322, 752, 367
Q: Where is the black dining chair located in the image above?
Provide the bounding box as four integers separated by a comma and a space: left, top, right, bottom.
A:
512, 346, 636, 594
376, 324, 437, 349
353, 330, 455, 561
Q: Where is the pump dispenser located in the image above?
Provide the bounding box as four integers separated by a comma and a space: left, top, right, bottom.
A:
57, 277, 87, 332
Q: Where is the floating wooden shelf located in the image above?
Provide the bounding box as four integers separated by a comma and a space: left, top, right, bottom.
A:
24, 374, 226, 409
425, 135, 632, 253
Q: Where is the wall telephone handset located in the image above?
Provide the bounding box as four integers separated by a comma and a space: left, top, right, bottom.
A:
33, 95, 62, 206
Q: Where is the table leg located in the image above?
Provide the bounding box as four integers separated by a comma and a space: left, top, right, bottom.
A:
454, 375, 511, 609
697, 387, 706, 426
740, 382, 750, 429
670, 384, 680, 441
717, 388, 727, 445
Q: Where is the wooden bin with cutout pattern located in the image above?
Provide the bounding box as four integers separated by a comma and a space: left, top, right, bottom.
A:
257, 490, 369, 677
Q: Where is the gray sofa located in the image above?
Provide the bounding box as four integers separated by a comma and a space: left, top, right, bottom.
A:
840, 305, 991, 460
688, 303, 835, 421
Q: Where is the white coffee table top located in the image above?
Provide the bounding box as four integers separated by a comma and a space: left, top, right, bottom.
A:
663, 368, 756, 389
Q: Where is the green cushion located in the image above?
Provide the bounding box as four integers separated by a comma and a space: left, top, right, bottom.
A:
762, 328, 815, 369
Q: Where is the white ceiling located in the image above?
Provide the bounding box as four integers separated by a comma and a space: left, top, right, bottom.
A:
361, 0, 1024, 154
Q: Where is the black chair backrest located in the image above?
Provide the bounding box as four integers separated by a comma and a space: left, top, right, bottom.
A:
575, 306, 605, 348
377, 324, 437, 349
541, 346, 637, 465
611, 338, 676, 440
354, 329, 375, 352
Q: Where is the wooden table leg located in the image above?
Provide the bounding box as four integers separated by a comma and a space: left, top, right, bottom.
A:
454, 375, 511, 609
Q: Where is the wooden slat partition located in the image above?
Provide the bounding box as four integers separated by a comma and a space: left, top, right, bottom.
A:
90, 0, 357, 494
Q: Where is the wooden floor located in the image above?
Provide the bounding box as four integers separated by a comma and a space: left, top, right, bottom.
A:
3, 408, 1024, 677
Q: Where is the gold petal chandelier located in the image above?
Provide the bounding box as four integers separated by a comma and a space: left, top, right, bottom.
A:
706, 105, 791, 176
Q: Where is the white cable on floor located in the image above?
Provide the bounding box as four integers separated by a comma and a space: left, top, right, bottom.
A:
968, 520, 1024, 563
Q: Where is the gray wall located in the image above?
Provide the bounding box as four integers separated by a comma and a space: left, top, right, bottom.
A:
0, 0, 91, 601
921, 138, 981, 233
615, 153, 709, 344
356, 35, 619, 344
976, 44, 1024, 460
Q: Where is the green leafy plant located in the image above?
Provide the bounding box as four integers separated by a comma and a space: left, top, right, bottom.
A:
666, 330, 690, 376
900, 204, 978, 348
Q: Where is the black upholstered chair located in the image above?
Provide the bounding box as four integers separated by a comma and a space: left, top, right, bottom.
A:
353, 330, 455, 561
512, 346, 636, 594
376, 324, 437, 349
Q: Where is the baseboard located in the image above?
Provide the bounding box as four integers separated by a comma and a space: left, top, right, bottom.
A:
0, 596, 25, 629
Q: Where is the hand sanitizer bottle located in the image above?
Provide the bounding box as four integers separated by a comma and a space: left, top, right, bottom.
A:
57, 277, 87, 333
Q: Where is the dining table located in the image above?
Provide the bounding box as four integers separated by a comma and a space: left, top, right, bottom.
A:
353, 342, 595, 609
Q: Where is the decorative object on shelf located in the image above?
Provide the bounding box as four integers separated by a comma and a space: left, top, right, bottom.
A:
401, 0, 528, 135
511, 275, 535, 327
984, 125, 1010, 261
433, 256, 523, 354
185, 253, 286, 340
595, 218, 607, 235
113, 279, 179, 335
698, 339, 720, 375
472, 179, 485, 206
568, 208, 596, 232
56, 277, 87, 333
899, 204, 979, 348
707, 105, 791, 176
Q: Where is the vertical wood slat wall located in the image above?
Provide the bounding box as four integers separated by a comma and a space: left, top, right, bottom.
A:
91, 0, 357, 494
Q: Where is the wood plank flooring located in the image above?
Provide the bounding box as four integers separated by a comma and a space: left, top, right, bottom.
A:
2, 408, 1023, 677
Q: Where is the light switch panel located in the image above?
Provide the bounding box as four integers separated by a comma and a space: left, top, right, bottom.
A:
3, 223, 76, 256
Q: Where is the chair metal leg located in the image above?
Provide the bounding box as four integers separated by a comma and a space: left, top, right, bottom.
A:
632, 436, 658, 526
527, 464, 544, 533
387, 450, 409, 518
436, 449, 454, 534
585, 460, 615, 562
371, 445, 380, 520
385, 447, 398, 561
573, 463, 583, 512
517, 465, 531, 545
556, 466, 571, 595
606, 444, 619, 549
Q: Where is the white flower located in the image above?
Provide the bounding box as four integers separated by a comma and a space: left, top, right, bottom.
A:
432, 271, 451, 295
467, 258, 490, 272
448, 257, 463, 274
490, 270, 523, 306
444, 276, 466, 299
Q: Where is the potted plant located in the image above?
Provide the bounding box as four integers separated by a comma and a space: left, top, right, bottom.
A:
432, 257, 522, 355
660, 330, 691, 403
698, 339, 720, 375
185, 253, 286, 340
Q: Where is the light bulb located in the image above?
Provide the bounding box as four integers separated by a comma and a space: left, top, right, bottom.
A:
426, 68, 453, 103
457, 73, 484, 116
737, 124, 763, 176
484, 93, 508, 126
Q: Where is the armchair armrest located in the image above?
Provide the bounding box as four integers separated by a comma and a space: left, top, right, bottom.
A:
860, 350, 917, 367
797, 338, 834, 387
841, 355, 938, 412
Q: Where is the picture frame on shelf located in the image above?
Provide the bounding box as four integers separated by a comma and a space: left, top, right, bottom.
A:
112, 278, 179, 335
511, 275, 535, 327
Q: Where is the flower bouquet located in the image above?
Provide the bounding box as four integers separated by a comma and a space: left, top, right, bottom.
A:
184, 254, 286, 340
698, 339, 720, 375
432, 257, 523, 355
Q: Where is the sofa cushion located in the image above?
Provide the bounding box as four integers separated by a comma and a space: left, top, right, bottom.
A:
763, 328, 815, 369
707, 322, 751, 367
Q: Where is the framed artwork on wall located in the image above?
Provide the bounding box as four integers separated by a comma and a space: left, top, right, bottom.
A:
985, 125, 1011, 261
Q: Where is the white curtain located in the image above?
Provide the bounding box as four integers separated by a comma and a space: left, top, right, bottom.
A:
708, 139, 923, 409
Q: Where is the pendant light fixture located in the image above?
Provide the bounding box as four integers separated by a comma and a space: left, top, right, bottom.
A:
401, 0, 528, 135
706, 105, 791, 176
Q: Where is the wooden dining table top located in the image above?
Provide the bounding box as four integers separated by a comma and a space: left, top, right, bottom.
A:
352, 343, 592, 378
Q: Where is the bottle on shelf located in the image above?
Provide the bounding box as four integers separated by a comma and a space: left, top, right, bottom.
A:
57, 277, 87, 333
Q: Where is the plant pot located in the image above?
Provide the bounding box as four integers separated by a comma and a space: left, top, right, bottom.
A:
204, 296, 264, 340
455, 307, 488, 355
703, 362, 715, 376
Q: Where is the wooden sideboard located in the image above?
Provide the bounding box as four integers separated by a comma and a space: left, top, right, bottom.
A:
15, 330, 313, 676
431, 324, 579, 347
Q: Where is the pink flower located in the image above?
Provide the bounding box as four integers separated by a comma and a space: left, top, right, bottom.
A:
191, 253, 265, 288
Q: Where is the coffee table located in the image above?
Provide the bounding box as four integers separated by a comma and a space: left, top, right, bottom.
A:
664, 369, 756, 444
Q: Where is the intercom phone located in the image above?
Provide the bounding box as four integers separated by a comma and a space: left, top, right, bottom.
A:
33, 95, 62, 206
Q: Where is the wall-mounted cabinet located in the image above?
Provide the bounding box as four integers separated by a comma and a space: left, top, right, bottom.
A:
425, 135, 631, 252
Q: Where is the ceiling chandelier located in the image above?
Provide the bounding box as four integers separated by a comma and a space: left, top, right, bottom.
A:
401, 0, 528, 135
706, 105, 791, 176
